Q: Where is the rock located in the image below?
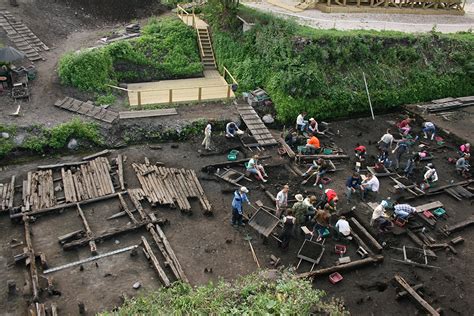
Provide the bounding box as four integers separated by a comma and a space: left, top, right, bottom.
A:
1, 132, 10, 139
54, 185, 62, 192
262, 114, 274, 124
133, 282, 141, 289
13, 133, 25, 146
115, 240, 120, 244
67, 138, 79, 150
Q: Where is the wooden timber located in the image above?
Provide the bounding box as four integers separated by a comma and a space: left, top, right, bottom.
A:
394, 275, 440, 316
76, 204, 97, 254
296, 255, 384, 279
118, 193, 138, 224
141, 236, 171, 287
23, 219, 40, 302
202, 155, 271, 171
443, 216, 474, 235
296, 154, 349, 160
54, 97, 118, 123
349, 218, 383, 253
278, 138, 296, 158
119, 108, 178, 119
415, 201, 443, 213
11, 191, 128, 219
62, 217, 167, 250
82, 150, 111, 161
117, 154, 125, 191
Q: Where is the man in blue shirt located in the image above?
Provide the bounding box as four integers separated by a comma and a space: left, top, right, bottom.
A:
345, 172, 361, 203
231, 186, 251, 227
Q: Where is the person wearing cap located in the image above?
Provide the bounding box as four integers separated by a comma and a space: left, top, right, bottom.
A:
423, 163, 438, 189
292, 194, 308, 226
275, 185, 289, 218
323, 189, 338, 213
246, 155, 268, 183
231, 187, 250, 227
422, 121, 436, 140
202, 123, 212, 151
334, 216, 352, 241
305, 133, 321, 154
278, 210, 296, 250
456, 154, 471, 178
360, 173, 379, 201
370, 200, 392, 232
308, 118, 321, 134
393, 202, 416, 220
459, 143, 470, 157
345, 172, 362, 203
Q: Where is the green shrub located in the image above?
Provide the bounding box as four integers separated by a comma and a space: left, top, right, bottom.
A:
48, 118, 102, 149
100, 270, 347, 315
208, 6, 474, 122
96, 93, 116, 105
58, 49, 115, 91
58, 17, 203, 92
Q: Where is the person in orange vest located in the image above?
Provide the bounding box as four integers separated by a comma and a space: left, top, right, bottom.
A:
305, 133, 321, 154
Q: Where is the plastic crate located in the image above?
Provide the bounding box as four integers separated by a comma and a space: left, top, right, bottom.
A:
227, 150, 239, 161
433, 208, 446, 217
329, 272, 343, 284
334, 245, 347, 255
323, 148, 333, 155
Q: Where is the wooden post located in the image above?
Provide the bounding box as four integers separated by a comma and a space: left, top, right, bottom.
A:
198, 87, 202, 101
137, 91, 142, 107
363, 72, 375, 120
169, 89, 173, 104
394, 275, 440, 315
227, 85, 231, 99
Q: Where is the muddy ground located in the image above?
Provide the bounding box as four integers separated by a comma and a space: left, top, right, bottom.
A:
0, 111, 473, 315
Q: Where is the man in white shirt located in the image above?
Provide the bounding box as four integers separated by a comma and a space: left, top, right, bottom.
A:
202, 123, 212, 150
296, 112, 307, 132
275, 185, 289, 218
423, 163, 438, 189
360, 173, 379, 201
377, 129, 394, 150
334, 216, 352, 240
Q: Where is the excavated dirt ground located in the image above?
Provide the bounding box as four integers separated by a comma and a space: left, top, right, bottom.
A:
0, 112, 473, 315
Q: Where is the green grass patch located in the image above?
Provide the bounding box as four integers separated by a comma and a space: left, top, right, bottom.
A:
101, 270, 346, 315
208, 6, 474, 122
58, 17, 203, 92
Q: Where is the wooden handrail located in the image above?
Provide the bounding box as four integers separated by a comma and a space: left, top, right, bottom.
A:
196, 28, 206, 57
109, 83, 234, 94
223, 66, 238, 85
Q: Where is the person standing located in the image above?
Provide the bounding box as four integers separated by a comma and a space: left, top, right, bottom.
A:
231, 187, 250, 227
278, 210, 296, 250
292, 194, 308, 228
360, 173, 379, 201
392, 139, 409, 169
378, 129, 394, 151
404, 153, 421, 178
202, 123, 212, 150
275, 185, 289, 218
422, 122, 436, 140
345, 172, 362, 203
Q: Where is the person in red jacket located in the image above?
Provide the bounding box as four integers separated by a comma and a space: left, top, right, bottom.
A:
354, 143, 366, 161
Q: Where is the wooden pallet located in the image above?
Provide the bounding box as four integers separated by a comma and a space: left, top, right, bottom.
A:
119, 108, 177, 119
54, 97, 119, 123
236, 103, 277, 147
416, 95, 474, 113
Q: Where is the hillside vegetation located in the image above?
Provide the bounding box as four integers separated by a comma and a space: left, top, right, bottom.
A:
208, 6, 474, 121
101, 270, 346, 315
58, 17, 203, 92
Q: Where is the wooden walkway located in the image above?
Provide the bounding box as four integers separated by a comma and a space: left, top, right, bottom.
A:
127, 70, 234, 106
54, 97, 119, 123
237, 103, 278, 147
0, 10, 48, 61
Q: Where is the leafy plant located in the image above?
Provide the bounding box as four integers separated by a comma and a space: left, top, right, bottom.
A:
96, 93, 116, 105
100, 270, 347, 315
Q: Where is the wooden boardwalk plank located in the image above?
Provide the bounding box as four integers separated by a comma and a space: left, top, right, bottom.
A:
119, 108, 178, 119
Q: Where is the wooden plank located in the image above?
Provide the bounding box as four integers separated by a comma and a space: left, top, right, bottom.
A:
82, 150, 111, 161
76, 204, 97, 254
117, 154, 125, 191
118, 193, 138, 224
141, 236, 171, 287
444, 216, 474, 235
394, 275, 440, 315
297, 255, 384, 279
414, 201, 443, 213
349, 218, 383, 253
155, 224, 188, 282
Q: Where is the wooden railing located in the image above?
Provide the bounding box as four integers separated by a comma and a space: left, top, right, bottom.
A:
177, 4, 196, 28
196, 28, 206, 58
223, 66, 238, 85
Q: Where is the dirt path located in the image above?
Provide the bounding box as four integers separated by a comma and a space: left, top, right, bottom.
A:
244, 0, 474, 33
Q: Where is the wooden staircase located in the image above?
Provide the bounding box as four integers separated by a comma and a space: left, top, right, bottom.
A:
197, 28, 216, 70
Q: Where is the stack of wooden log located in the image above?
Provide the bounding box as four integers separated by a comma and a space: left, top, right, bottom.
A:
23, 170, 55, 211
61, 157, 115, 203
132, 160, 212, 214
0, 176, 15, 211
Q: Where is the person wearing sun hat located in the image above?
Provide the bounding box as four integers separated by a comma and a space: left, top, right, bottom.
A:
231, 186, 250, 227
292, 194, 307, 226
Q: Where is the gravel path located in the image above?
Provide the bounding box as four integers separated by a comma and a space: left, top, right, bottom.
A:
244, 0, 474, 33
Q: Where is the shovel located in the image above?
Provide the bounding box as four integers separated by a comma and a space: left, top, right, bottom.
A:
244, 234, 260, 268
301, 171, 317, 185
